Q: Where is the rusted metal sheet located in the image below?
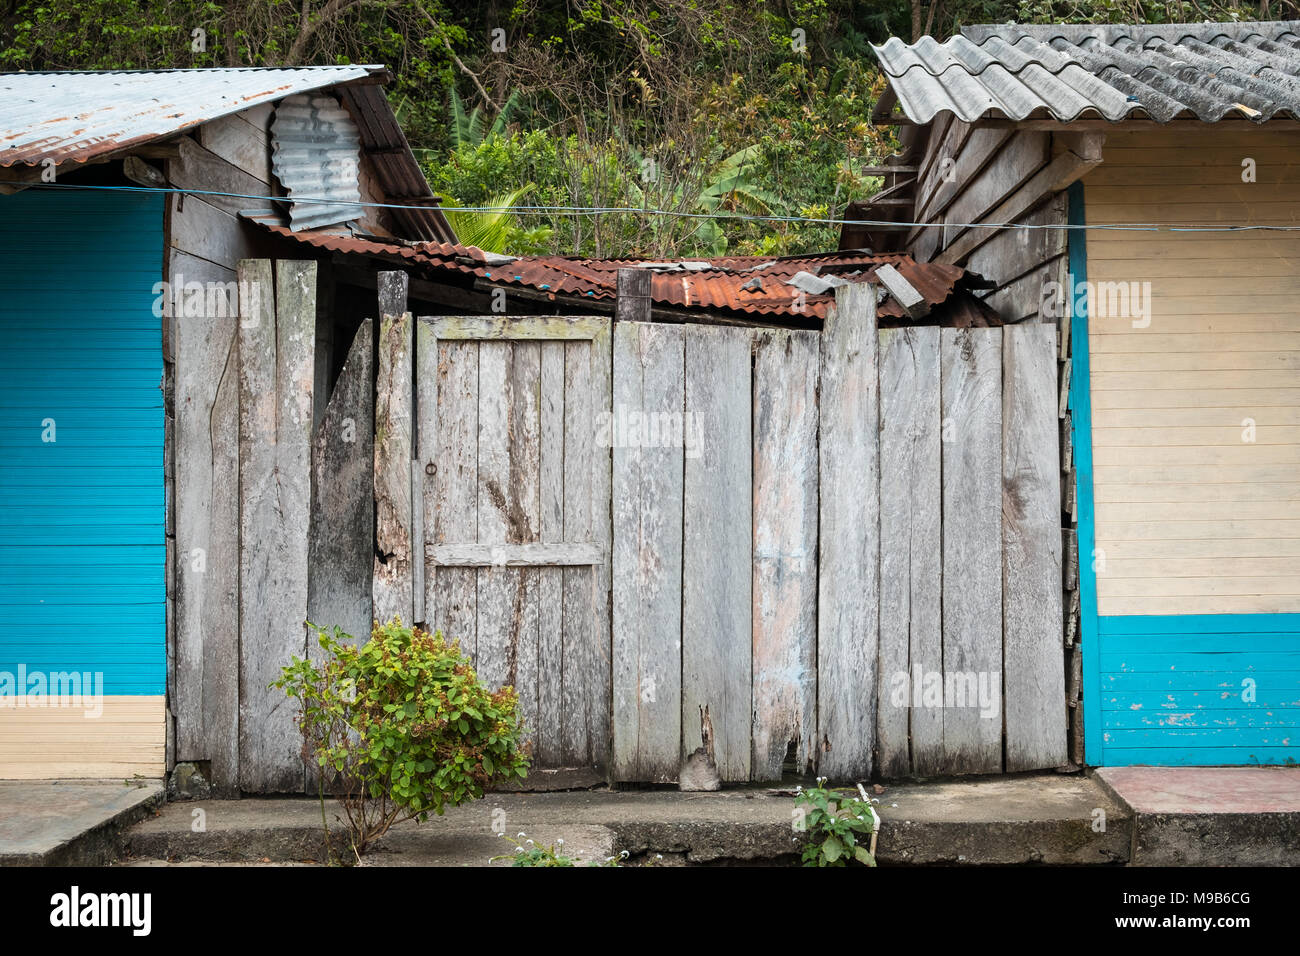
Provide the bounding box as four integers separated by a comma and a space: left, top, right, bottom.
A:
875, 21, 1300, 125
247, 213, 997, 324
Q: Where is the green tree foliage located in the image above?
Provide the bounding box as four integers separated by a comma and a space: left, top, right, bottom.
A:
3, 0, 1282, 257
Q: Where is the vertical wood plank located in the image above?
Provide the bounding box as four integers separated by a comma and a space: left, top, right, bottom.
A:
429, 340, 478, 657
510, 343, 542, 745
683, 325, 753, 783
941, 326, 1003, 774
373, 273, 413, 625
751, 329, 819, 780
475, 341, 512, 689
561, 338, 595, 765
307, 318, 374, 647
1003, 323, 1066, 770
536, 342, 566, 764
588, 319, 614, 770
878, 326, 943, 777
611, 320, 684, 782
415, 317, 437, 630
817, 282, 879, 780
172, 254, 240, 795
238, 259, 315, 792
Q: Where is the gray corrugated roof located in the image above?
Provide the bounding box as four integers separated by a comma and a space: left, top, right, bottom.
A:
0, 66, 384, 167
873, 20, 1300, 124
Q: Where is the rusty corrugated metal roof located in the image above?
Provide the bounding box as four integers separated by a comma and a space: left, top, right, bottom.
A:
471, 251, 976, 321
245, 214, 486, 263
247, 215, 993, 323
0, 66, 385, 167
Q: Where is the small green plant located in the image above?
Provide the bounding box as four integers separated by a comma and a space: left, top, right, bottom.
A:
273, 619, 530, 862
491, 832, 626, 867
794, 777, 879, 867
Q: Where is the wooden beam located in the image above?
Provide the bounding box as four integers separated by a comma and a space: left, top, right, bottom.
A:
936, 144, 1103, 266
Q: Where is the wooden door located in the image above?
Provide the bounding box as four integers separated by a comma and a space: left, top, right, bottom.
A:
415, 316, 612, 775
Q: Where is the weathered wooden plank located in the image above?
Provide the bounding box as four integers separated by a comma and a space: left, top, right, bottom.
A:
474, 341, 513, 689
373, 273, 414, 625
536, 342, 566, 764
984, 259, 1061, 324
307, 319, 374, 646
561, 337, 596, 766
429, 339, 478, 654
168, 195, 254, 273
172, 251, 240, 795
429, 315, 606, 340
238, 259, 315, 793
510, 343, 542, 747
587, 318, 614, 770
683, 325, 753, 783
415, 317, 438, 628
964, 193, 1067, 291
751, 329, 819, 781
199, 109, 272, 184
611, 319, 684, 783
1003, 323, 1066, 771
427, 543, 602, 566
817, 282, 880, 780
940, 326, 1003, 774
168, 135, 273, 217
878, 326, 942, 778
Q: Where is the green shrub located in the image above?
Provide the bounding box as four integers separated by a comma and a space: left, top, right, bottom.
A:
491, 832, 626, 867
794, 778, 879, 867
273, 618, 530, 861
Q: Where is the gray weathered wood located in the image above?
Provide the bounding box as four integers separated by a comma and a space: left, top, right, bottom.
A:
428, 315, 606, 341
474, 341, 514, 689
373, 273, 413, 626
238, 259, 315, 792
428, 339, 478, 654
427, 543, 602, 566
751, 329, 819, 780
586, 318, 614, 770
307, 319, 374, 646
611, 318, 684, 783
561, 337, 596, 766
537, 342, 566, 764
683, 325, 753, 783
878, 326, 942, 777
817, 282, 880, 780
940, 326, 1003, 774
1002, 323, 1066, 771
172, 251, 240, 795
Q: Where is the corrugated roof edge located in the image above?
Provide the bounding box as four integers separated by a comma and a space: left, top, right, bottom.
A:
960, 20, 1300, 44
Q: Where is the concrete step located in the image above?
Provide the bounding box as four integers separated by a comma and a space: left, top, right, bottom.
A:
122, 774, 1131, 866
1095, 766, 1300, 866
0, 779, 164, 866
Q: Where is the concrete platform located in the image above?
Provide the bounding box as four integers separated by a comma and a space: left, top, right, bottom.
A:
1095, 766, 1300, 866
121, 774, 1131, 866
0, 779, 164, 866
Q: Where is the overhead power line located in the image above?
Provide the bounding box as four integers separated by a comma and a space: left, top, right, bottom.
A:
19, 181, 1300, 234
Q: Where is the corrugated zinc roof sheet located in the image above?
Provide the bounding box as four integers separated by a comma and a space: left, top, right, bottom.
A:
873, 20, 1300, 124
0, 66, 384, 167
270, 93, 364, 231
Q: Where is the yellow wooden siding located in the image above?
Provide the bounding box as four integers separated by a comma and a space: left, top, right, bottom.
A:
1084, 127, 1300, 616
0, 696, 165, 779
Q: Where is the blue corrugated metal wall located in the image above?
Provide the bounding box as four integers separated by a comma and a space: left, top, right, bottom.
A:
0, 189, 165, 695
